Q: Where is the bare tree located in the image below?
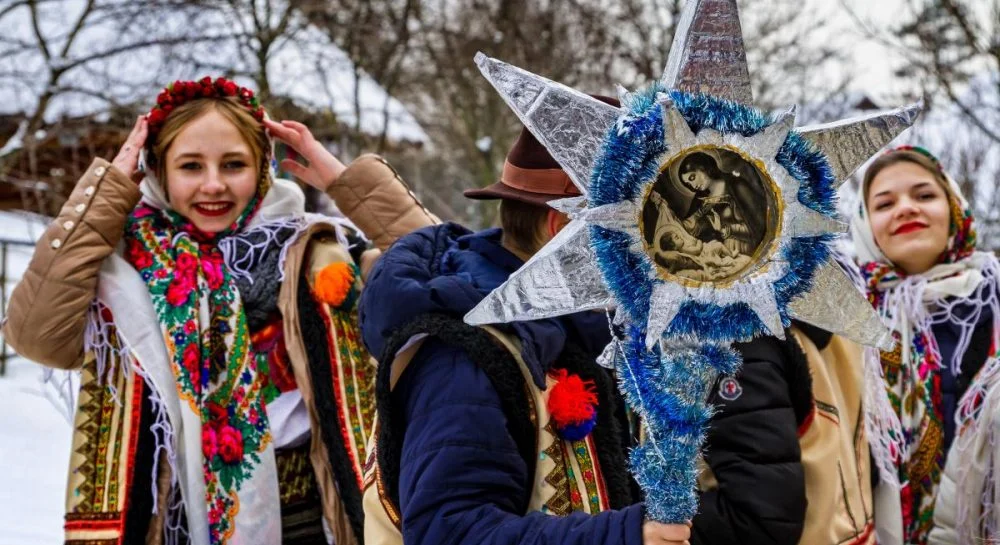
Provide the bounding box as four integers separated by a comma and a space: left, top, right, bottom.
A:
355, 0, 853, 227
844, 0, 1000, 248
295, 0, 419, 153
892, 0, 1000, 144
0, 1, 234, 178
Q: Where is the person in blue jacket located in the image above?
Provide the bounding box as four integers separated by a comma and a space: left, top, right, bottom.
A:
357, 121, 692, 545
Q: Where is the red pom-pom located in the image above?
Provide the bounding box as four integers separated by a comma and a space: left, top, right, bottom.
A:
547, 369, 598, 428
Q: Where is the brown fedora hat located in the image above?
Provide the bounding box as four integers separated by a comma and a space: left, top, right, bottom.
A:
464, 95, 620, 207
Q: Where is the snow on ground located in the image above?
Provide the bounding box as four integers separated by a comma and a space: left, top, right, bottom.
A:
0, 211, 73, 545
0, 356, 73, 545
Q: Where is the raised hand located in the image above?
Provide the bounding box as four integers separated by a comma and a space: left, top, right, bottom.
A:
263, 119, 346, 191
112, 116, 148, 183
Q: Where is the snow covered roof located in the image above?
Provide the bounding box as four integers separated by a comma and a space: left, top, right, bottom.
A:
0, 0, 427, 144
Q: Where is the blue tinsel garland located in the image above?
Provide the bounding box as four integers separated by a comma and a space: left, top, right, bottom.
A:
590, 85, 839, 522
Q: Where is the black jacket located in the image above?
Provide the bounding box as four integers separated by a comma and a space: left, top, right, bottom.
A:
691, 324, 824, 545
935, 303, 993, 451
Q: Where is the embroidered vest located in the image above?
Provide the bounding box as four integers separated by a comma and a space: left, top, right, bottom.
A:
362, 314, 632, 545
65, 341, 155, 545
696, 328, 875, 545
62, 250, 377, 545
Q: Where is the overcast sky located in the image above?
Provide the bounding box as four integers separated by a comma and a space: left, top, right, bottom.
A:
806, 0, 994, 103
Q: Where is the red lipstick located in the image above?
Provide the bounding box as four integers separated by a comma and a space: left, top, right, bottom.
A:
193, 202, 234, 217
893, 221, 927, 236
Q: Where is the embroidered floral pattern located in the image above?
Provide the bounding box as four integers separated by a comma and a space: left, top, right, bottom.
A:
124, 199, 271, 545
859, 169, 979, 545
570, 436, 606, 513
316, 300, 374, 487
538, 369, 611, 517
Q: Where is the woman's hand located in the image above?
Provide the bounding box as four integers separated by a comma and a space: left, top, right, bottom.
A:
264, 119, 346, 191
643, 520, 691, 545
111, 116, 148, 183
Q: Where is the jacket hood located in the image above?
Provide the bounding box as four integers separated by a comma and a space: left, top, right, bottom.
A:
358, 222, 610, 387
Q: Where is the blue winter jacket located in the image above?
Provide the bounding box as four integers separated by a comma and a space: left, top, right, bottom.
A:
358, 223, 645, 545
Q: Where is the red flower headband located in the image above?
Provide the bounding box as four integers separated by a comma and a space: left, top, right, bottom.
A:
145, 76, 266, 148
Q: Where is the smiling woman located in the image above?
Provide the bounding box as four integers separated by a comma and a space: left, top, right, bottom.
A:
863, 151, 953, 275
852, 146, 1000, 545
160, 106, 260, 232
0, 76, 438, 545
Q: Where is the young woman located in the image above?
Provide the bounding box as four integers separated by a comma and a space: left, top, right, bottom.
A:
2, 77, 436, 545
852, 146, 1000, 545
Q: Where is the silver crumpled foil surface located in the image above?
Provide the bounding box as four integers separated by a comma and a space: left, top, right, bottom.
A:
661, 0, 753, 105
797, 102, 923, 187
465, 220, 614, 325
475, 53, 620, 195
787, 260, 895, 351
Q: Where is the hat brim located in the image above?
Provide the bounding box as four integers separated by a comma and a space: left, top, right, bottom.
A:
464, 181, 574, 208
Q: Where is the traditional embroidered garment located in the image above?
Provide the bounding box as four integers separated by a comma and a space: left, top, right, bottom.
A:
852, 147, 1000, 545
65, 78, 373, 545
360, 317, 631, 545
68, 184, 373, 544
124, 184, 279, 544
6, 130, 432, 544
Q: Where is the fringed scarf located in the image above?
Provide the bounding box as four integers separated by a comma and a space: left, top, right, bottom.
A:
123, 174, 281, 544
853, 165, 1000, 544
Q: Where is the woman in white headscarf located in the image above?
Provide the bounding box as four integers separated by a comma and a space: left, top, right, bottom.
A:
2, 76, 437, 545
852, 145, 1000, 545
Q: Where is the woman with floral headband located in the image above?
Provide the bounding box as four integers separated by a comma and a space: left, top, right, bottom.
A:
2, 77, 436, 545
852, 146, 1000, 545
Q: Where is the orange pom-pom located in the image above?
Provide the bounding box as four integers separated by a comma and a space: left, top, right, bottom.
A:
547, 369, 599, 428
313, 262, 357, 307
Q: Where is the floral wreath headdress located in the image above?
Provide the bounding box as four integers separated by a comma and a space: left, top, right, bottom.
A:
145, 76, 266, 149
139, 76, 277, 201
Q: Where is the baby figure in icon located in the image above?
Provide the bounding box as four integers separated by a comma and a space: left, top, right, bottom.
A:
644, 148, 770, 282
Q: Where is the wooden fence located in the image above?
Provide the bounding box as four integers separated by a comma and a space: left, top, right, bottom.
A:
0, 237, 36, 376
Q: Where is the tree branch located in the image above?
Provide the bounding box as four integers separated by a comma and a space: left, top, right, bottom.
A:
26, 0, 51, 61
58, 34, 237, 74
58, 0, 95, 59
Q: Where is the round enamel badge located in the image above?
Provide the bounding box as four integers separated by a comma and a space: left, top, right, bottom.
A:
718, 377, 743, 401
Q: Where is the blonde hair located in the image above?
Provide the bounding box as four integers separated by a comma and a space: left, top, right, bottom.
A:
148, 97, 269, 186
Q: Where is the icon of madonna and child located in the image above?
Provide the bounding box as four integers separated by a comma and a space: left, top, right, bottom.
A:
641, 147, 776, 283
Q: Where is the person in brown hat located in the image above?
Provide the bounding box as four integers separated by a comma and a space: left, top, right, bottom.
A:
464, 94, 622, 259
464, 127, 581, 258
356, 121, 692, 545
